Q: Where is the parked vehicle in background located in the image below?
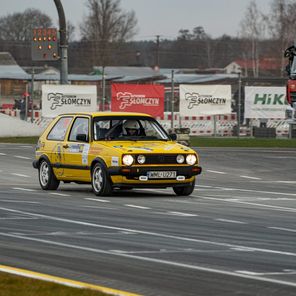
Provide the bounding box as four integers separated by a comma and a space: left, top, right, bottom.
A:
33, 112, 202, 196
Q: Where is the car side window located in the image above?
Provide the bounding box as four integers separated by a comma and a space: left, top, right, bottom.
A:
47, 117, 73, 141
69, 117, 89, 142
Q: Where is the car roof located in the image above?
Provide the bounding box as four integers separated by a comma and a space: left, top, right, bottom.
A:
58, 112, 153, 117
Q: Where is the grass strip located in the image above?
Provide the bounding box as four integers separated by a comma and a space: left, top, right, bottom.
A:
0, 136, 295, 148
0, 271, 111, 296
0, 137, 39, 144
190, 137, 296, 148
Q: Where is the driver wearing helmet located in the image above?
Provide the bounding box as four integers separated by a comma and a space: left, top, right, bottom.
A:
122, 120, 140, 136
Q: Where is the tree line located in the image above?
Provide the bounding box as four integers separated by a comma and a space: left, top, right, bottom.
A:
0, 0, 295, 76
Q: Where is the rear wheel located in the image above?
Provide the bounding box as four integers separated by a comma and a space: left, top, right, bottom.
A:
91, 163, 112, 196
38, 159, 60, 190
173, 180, 195, 196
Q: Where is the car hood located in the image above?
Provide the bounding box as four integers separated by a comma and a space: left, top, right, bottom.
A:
99, 141, 194, 154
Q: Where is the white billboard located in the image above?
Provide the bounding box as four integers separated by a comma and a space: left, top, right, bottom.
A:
179, 85, 231, 116
42, 84, 97, 117
245, 86, 287, 119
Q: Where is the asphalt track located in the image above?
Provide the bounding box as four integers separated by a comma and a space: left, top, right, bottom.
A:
0, 143, 296, 296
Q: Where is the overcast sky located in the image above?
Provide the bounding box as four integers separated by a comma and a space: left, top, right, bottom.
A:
1, 0, 271, 40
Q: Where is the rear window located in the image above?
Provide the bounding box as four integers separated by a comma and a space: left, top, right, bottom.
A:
47, 117, 73, 141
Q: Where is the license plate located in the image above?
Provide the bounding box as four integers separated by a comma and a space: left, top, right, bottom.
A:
147, 171, 177, 179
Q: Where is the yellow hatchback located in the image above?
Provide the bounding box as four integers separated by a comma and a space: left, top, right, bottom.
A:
33, 112, 202, 196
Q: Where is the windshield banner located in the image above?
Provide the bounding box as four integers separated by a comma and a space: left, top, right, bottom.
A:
179, 85, 231, 116
111, 84, 164, 117
245, 86, 287, 119
42, 85, 97, 117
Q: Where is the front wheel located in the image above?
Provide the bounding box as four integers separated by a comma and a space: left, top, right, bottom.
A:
91, 163, 112, 196
173, 180, 195, 196
38, 159, 60, 190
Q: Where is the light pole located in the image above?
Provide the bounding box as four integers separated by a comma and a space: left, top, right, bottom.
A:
237, 71, 242, 138
54, 0, 68, 84
171, 70, 175, 129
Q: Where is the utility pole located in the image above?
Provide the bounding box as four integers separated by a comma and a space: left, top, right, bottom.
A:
155, 35, 160, 70
171, 70, 175, 129
54, 0, 68, 84
237, 72, 242, 138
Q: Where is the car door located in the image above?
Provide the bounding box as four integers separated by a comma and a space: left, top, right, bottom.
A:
61, 116, 91, 180
46, 116, 74, 178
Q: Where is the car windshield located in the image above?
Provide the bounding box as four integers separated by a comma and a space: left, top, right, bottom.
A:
93, 116, 169, 141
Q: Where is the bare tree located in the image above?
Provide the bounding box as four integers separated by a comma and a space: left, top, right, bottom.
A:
0, 9, 52, 41
266, 0, 296, 75
80, 0, 138, 66
240, 1, 266, 77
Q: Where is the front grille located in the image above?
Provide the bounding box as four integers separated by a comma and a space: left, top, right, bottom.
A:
136, 154, 181, 165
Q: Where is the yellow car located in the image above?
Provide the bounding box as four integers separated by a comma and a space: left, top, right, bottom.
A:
33, 112, 202, 196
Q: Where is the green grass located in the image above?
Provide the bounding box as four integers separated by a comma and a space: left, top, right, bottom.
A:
0, 136, 295, 148
190, 137, 296, 148
0, 272, 110, 296
0, 136, 39, 144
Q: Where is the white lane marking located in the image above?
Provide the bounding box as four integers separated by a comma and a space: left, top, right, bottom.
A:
268, 227, 296, 233
12, 187, 36, 192
276, 181, 296, 184
11, 173, 30, 178
196, 186, 296, 197
0, 200, 39, 204
85, 198, 110, 203
49, 193, 71, 197
215, 219, 247, 224
19, 146, 33, 148
14, 155, 31, 160
1, 206, 296, 257
0, 153, 6, 156
206, 170, 226, 174
257, 197, 294, 201
240, 175, 261, 180
125, 204, 151, 210
1, 232, 296, 289
166, 211, 198, 217
237, 270, 296, 276
82, 206, 115, 210
197, 195, 296, 213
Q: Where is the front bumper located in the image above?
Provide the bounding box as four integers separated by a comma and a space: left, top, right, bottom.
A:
108, 165, 202, 180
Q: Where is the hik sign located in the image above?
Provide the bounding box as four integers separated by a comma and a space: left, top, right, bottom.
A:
245, 86, 287, 119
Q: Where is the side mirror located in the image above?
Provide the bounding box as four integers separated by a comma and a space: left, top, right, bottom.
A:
170, 133, 177, 141
76, 133, 88, 142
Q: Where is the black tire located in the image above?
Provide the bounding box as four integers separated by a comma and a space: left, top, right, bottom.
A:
173, 180, 195, 196
91, 162, 112, 196
38, 159, 60, 190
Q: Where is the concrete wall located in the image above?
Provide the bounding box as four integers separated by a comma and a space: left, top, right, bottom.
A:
0, 113, 44, 137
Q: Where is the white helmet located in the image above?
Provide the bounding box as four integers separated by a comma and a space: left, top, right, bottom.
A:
123, 120, 140, 135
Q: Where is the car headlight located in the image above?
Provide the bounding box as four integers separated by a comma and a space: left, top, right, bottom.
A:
186, 154, 197, 165
176, 154, 185, 164
137, 155, 146, 164
122, 155, 134, 166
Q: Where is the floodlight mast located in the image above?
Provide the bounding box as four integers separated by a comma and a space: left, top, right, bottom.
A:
54, 0, 68, 84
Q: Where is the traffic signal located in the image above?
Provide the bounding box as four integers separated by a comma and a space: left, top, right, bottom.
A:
32, 28, 59, 61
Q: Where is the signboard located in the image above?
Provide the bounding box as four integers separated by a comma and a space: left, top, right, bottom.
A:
111, 84, 164, 117
42, 85, 97, 118
32, 28, 59, 61
245, 86, 287, 119
179, 85, 231, 116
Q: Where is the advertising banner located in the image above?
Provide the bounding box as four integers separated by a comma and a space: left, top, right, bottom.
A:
42, 84, 97, 117
111, 83, 164, 117
179, 85, 231, 116
245, 86, 287, 119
